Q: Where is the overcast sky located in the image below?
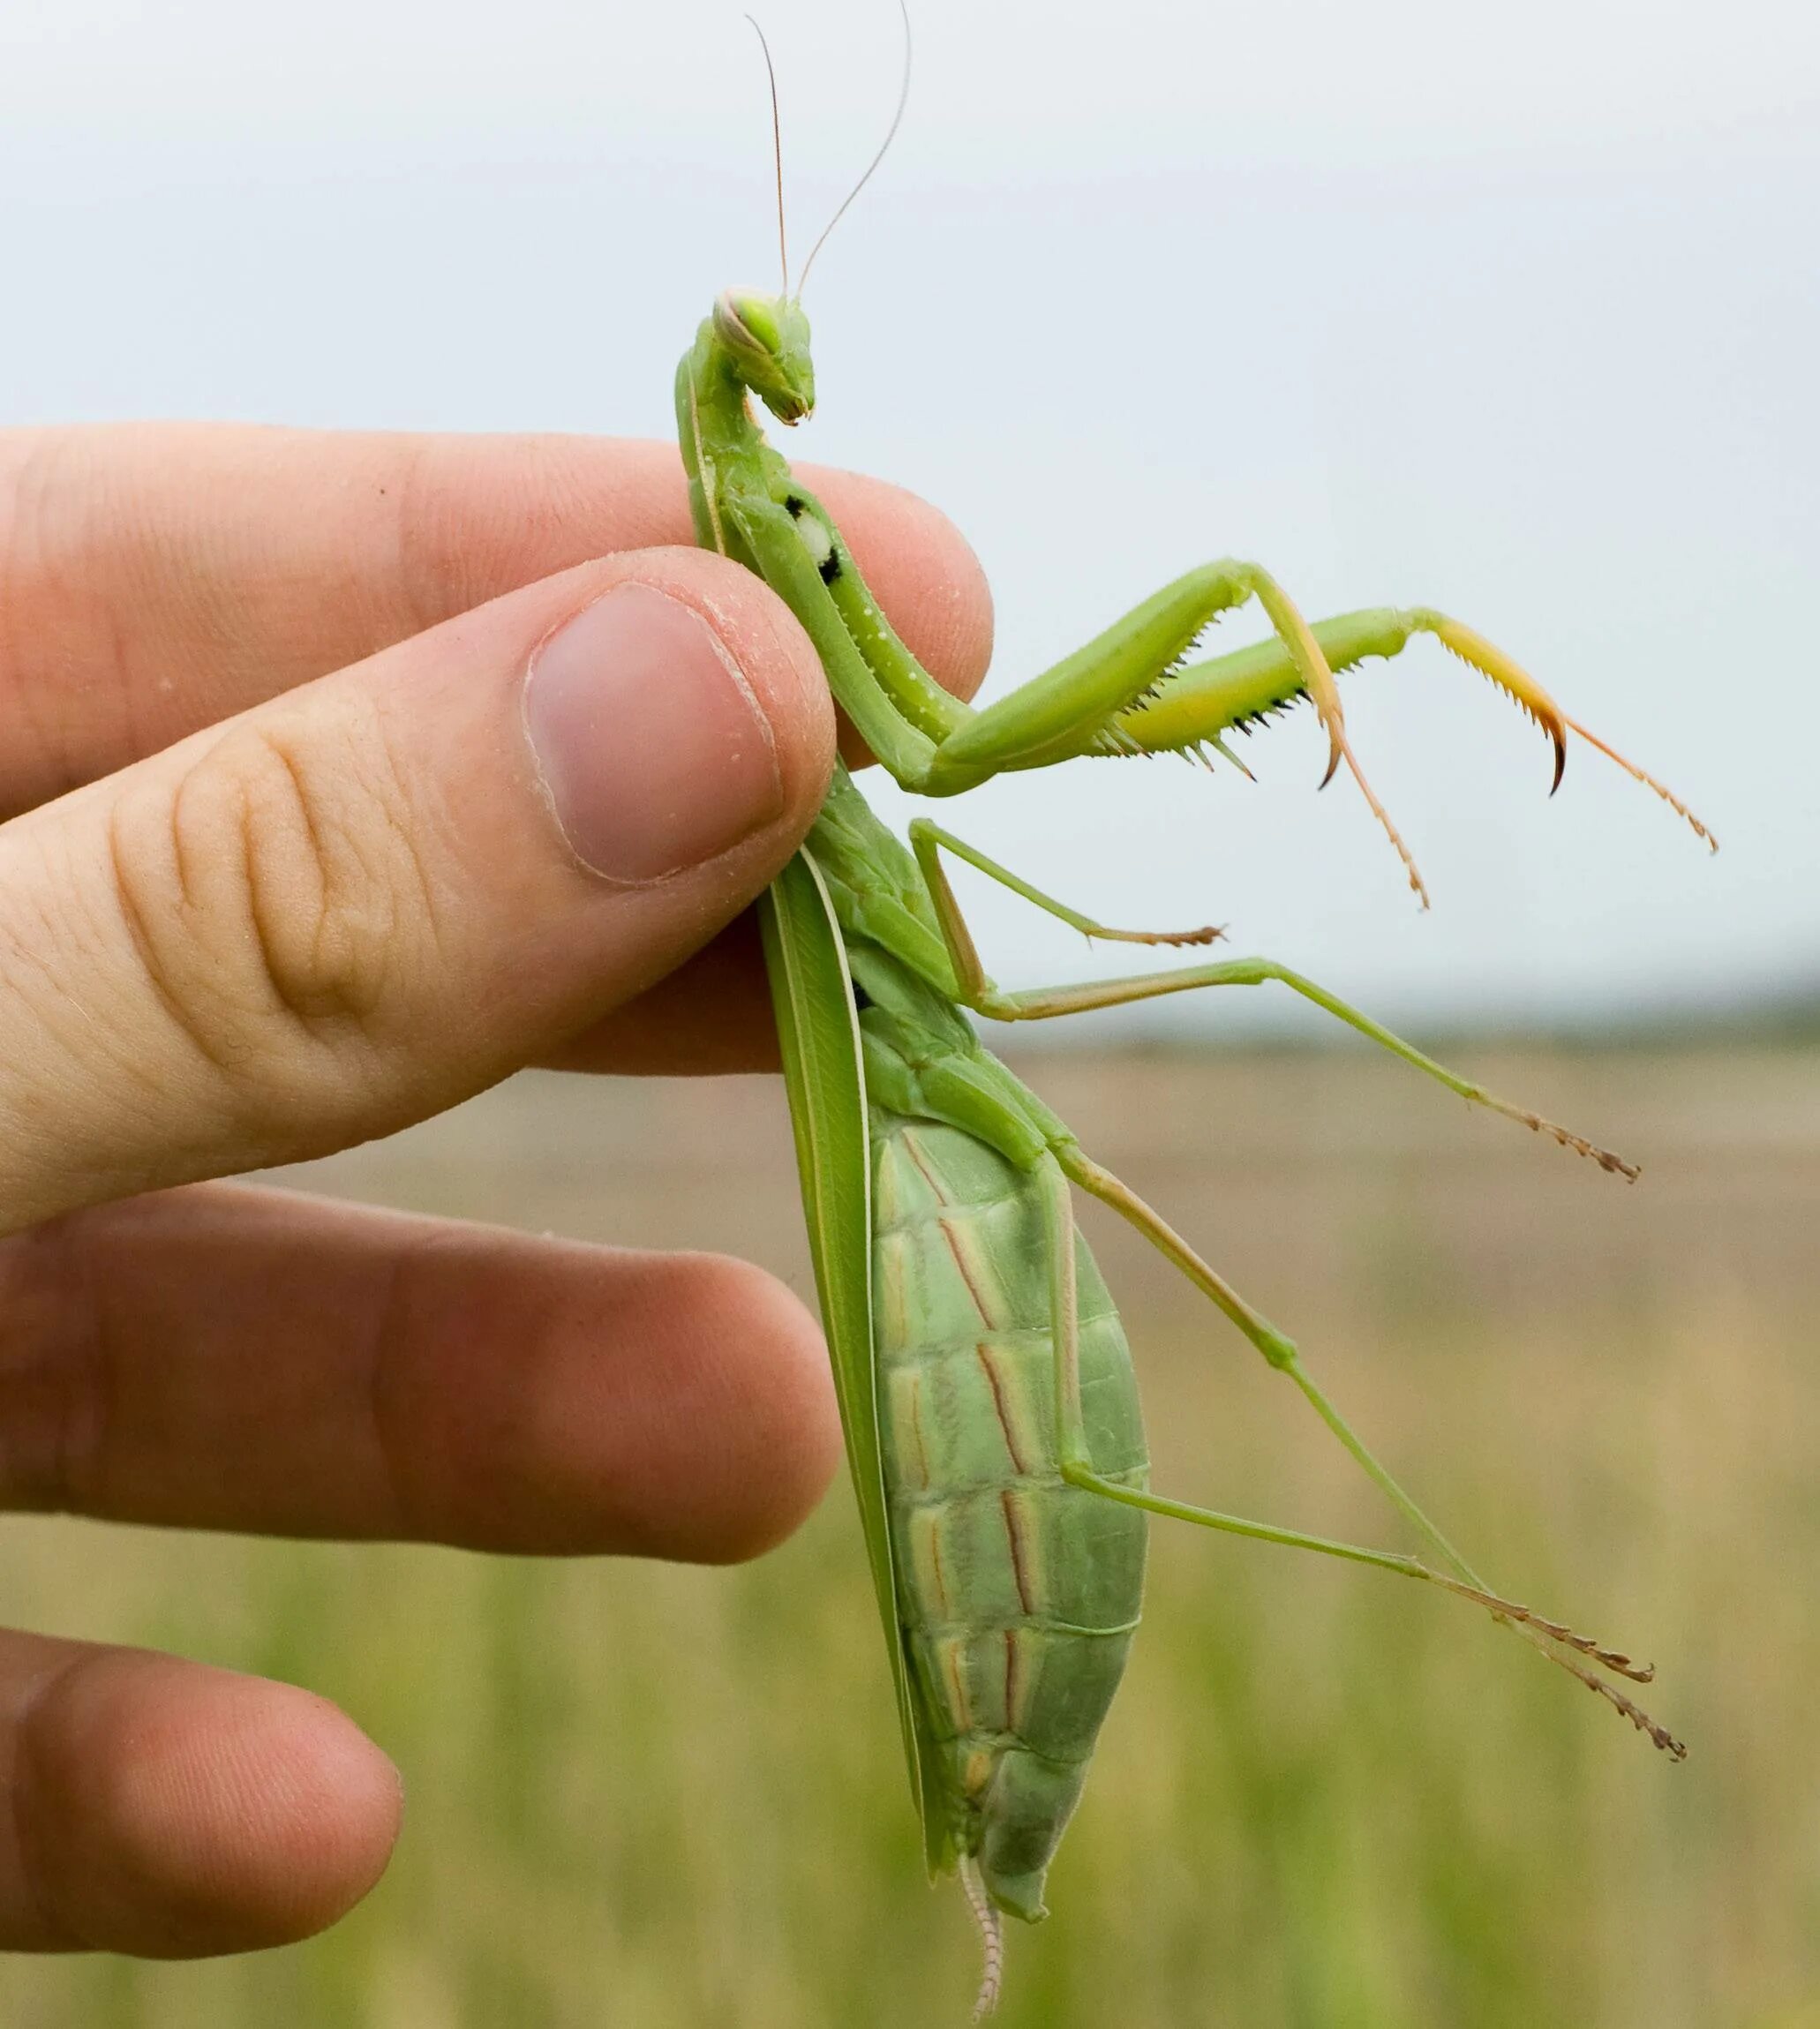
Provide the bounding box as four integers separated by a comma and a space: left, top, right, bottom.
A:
0, 0, 1814, 1039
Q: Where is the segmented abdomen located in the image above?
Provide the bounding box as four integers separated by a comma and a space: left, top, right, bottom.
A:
871, 1111, 1148, 1921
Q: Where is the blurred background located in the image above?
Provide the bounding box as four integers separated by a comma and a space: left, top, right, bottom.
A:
0, 0, 1816, 2023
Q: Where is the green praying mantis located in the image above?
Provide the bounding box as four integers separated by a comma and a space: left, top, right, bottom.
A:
675, 15, 1713, 2016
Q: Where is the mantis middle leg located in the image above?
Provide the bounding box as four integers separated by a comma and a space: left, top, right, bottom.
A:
906, 820, 1638, 1176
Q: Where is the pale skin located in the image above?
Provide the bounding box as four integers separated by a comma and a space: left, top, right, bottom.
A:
0, 425, 994, 1955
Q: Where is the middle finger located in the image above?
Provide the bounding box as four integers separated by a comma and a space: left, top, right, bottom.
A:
0, 1184, 841, 1561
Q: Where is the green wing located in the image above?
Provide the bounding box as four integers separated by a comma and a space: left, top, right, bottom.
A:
759, 849, 950, 1868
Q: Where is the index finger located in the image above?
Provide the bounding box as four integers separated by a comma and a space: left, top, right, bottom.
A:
0, 427, 994, 817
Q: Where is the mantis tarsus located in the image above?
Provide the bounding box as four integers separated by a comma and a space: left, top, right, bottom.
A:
681, 19, 1712, 2015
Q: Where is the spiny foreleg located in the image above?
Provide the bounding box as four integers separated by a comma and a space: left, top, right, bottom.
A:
734, 484, 1427, 894
1111, 605, 1715, 852
918, 561, 1427, 898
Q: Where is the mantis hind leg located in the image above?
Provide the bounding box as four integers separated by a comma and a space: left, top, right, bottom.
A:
1030, 1149, 1685, 1755
1035, 1145, 1480, 1589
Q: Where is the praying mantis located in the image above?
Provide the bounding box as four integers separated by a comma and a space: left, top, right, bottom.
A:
675, 15, 1713, 2016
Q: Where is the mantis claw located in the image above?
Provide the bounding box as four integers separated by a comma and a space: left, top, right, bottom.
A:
1417, 610, 1714, 846
1424, 612, 1574, 796
1109, 603, 1713, 892
1314, 702, 1339, 787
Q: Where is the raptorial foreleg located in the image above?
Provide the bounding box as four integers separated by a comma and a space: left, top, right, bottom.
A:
1106, 605, 1715, 851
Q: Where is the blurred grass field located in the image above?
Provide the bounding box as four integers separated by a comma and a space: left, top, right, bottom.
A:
0, 1037, 1815, 2028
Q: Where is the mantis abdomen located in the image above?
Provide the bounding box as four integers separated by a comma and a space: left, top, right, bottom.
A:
872, 1113, 1148, 1921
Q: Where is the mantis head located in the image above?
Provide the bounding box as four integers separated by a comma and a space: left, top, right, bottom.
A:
731, 0, 903, 426
714, 289, 816, 424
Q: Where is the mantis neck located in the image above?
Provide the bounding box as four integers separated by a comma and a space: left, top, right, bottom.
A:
685, 322, 771, 467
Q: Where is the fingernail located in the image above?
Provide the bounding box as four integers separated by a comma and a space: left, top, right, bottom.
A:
523, 582, 785, 883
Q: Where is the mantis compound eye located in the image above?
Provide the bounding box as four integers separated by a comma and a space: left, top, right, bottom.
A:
715, 289, 783, 357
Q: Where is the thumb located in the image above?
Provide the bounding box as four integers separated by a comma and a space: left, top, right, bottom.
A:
0, 548, 833, 1232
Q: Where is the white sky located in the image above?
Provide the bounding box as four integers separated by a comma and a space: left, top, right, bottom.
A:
0, 0, 1815, 1039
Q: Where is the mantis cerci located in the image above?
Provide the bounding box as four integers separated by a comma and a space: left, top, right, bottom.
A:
678, 13, 1714, 2017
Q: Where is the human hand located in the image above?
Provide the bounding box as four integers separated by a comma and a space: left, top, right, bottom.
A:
0, 426, 992, 1955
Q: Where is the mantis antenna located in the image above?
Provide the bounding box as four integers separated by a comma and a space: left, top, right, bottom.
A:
793, 0, 913, 298
743, 13, 789, 297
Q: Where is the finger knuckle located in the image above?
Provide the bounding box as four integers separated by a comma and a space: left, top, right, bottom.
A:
107, 705, 437, 1093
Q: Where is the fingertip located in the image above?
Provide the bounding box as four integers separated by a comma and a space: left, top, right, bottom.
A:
803, 466, 995, 707
362, 1232, 841, 1565
17, 1651, 401, 1956
610, 545, 838, 848
491, 1247, 844, 1565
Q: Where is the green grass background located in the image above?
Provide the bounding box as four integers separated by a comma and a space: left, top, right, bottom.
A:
0, 1040, 1813, 2028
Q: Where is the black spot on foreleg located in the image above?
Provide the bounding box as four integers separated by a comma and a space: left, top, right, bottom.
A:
818, 552, 842, 585
784, 494, 806, 517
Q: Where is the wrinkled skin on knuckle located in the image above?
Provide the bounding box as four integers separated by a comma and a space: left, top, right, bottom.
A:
105, 704, 437, 1108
